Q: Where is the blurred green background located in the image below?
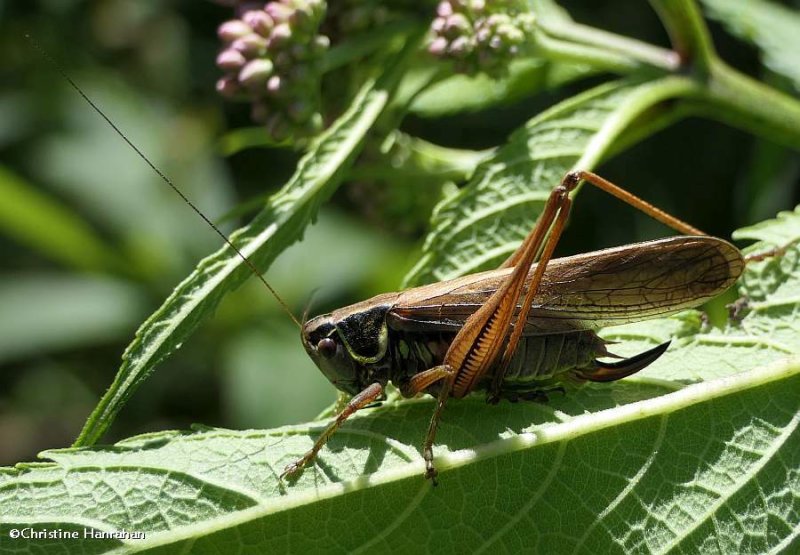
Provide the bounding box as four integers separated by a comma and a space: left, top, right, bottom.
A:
0, 0, 797, 467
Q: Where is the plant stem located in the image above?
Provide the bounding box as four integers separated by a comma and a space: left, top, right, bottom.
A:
690, 61, 800, 148
531, 31, 650, 74
535, 19, 680, 72
648, 0, 716, 71
534, 0, 800, 148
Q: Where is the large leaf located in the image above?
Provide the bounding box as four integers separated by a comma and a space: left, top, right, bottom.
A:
701, 0, 800, 91
410, 58, 595, 117
73, 44, 416, 448
2, 209, 799, 553
404, 76, 697, 286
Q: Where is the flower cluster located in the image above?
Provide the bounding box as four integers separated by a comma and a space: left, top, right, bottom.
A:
216, 0, 328, 142
428, 0, 535, 76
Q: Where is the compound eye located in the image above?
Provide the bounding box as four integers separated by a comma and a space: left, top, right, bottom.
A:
317, 337, 337, 359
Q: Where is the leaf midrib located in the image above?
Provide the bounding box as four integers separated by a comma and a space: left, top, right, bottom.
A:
72, 356, 800, 553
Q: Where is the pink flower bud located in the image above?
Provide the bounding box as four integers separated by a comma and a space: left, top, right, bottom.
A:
266, 75, 284, 96
448, 36, 471, 58
470, 0, 486, 12
242, 9, 274, 37
216, 48, 247, 71
239, 58, 274, 87
444, 14, 470, 38
428, 37, 449, 56
218, 20, 252, 43
268, 23, 293, 48
475, 27, 491, 44
265, 2, 293, 24
231, 34, 268, 57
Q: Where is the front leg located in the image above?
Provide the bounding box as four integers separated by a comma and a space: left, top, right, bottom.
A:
281, 382, 383, 480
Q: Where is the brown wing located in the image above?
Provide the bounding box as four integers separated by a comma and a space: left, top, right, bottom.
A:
388, 236, 743, 335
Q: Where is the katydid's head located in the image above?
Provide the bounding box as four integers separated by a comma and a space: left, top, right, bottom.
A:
302, 314, 362, 396
302, 300, 393, 396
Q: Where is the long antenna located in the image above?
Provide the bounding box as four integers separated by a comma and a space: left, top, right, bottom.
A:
27, 34, 302, 329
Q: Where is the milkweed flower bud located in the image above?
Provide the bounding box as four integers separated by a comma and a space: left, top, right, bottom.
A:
242, 9, 274, 36
218, 20, 252, 42
428, 0, 535, 77
239, 58, 274, 88
443, 13, 471, 38
268, 23, 293, 48
215, 0, 329, 143
265, 2, 294, 23
266, 75, 285, 96
231, 33, 268, 57
216, 48, 247, 71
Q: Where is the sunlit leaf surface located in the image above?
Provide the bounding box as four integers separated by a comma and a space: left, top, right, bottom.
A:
2, 211, 799, 553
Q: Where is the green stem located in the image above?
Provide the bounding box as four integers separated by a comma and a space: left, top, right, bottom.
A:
532, 30, 666, 75
690, 61, 800, 148
534, 0, 800, 148
648, 0, 716, 71
535, 20, 679, 72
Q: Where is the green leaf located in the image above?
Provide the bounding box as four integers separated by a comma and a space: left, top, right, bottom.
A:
732, 205, 800, 248
410, 58, 596, 117
3, 211, 799, 553
403, 76, 697, 286
73, 43, 417, 448
701, 0, 800, 90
